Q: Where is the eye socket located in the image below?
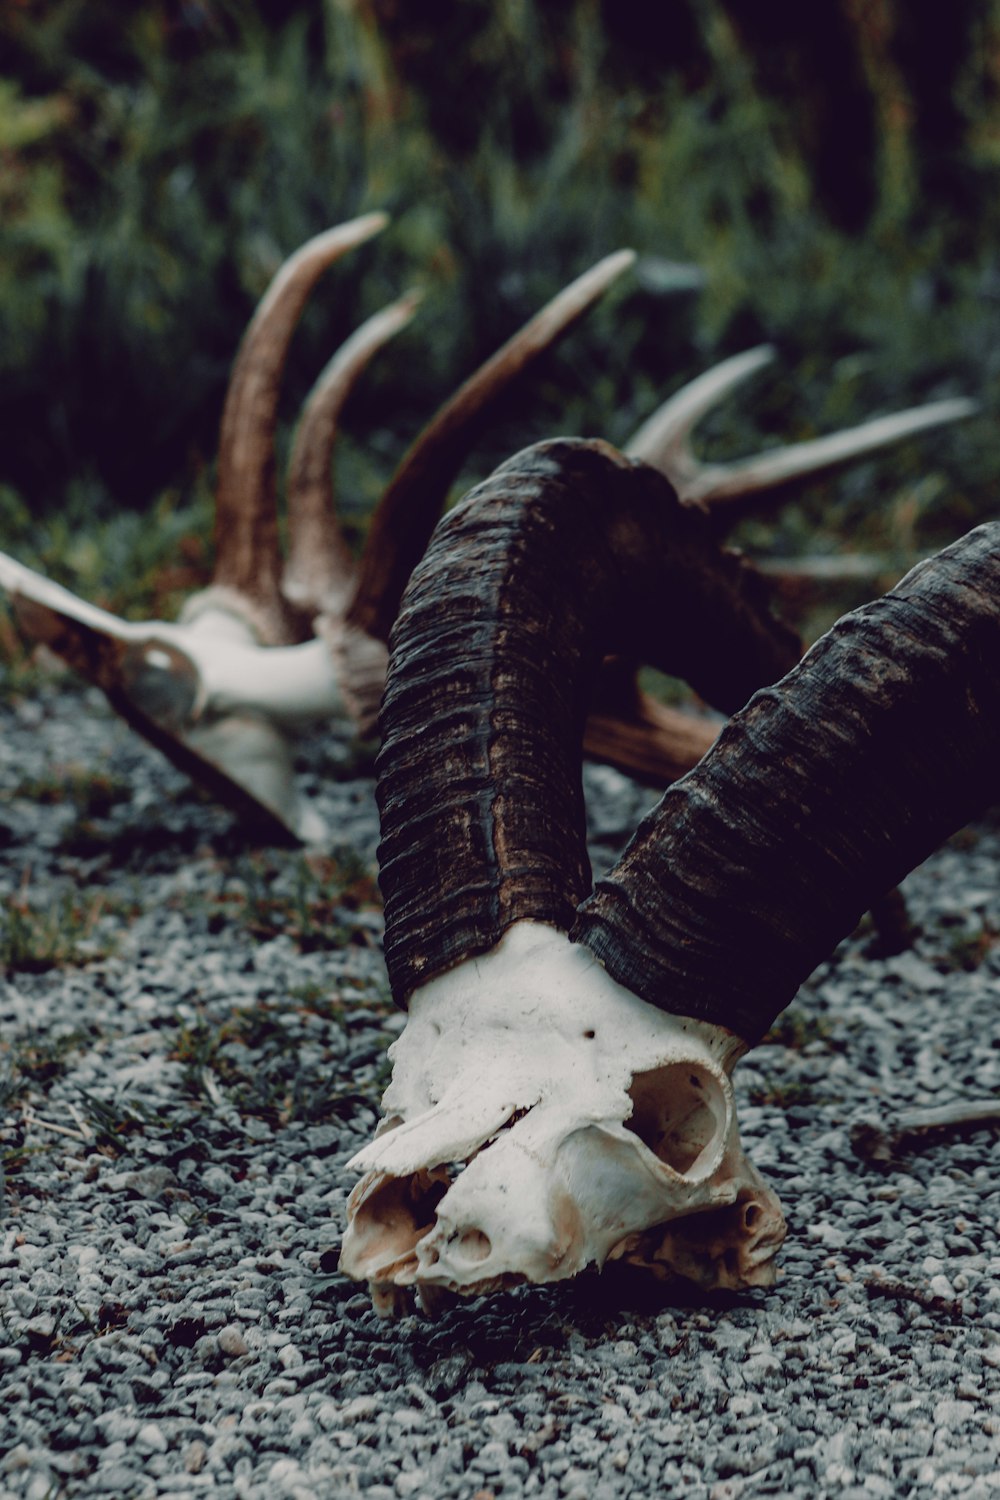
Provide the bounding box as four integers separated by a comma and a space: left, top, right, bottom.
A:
455, 1228, 492, 1263
625, 1061, 728, 1179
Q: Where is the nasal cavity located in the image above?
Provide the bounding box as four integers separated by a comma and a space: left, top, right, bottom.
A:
626, 1062, 727, 1178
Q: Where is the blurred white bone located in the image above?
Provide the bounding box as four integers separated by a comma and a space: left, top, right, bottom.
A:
1, 241, 635, 841
340, 921, 785, 1309
0, 555, 343, 840
627, 344, 978, 510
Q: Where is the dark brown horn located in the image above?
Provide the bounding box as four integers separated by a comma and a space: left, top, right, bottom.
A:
346, 251, 636, 647
212, 214, 388, 642
573, 522, 1000, 1043
376, 438, 800, 999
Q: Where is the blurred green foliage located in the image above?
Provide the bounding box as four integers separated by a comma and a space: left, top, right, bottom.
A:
2, 0, 999, 624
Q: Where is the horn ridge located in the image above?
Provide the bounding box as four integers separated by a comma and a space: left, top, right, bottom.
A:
376, 437, 799, 1001
572, 523, 1000, 1043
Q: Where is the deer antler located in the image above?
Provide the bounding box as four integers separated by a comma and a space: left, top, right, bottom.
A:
627, 344, 977, 516
0, 233, 634, 840
282, 291, 424, 621
196, 213, 392, 646
588, 347, 979, 787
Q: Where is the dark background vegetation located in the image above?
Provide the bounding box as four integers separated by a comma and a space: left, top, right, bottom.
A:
1, 0, 999, 625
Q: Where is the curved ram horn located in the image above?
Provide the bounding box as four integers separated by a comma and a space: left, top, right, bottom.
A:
627, 346, 978, 518
283, 290, 423, 620
341, 438, 799, 1303
325, 249, 639, 739
204, 212, 389, 644
573, 520, 1000, 1043
610, 354, 977, 788
345, 249, 637, 646
343, 442, 998, 1307
374, 439, 798, 990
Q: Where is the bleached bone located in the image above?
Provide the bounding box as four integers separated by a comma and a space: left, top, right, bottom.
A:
0, 556, 346, 840
0, 238, 634, 841
850, 1100, 1000, 1165
343, 921, 785, 1297
342, 441, 1000, 1312
3, 242, 977, 825
342, 439, 801, 1309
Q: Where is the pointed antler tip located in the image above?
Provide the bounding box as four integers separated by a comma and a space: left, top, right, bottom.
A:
592, 248, 637, 284
352, 209, 391, 236
397, 286, 426, 317
304, 213, 391, 263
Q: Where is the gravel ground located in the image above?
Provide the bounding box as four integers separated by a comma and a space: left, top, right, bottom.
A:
2, 682, 1000, 1500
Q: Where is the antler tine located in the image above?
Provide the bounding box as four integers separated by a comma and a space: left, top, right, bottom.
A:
346, 248, 637, 644
210, 212, 389, 643
678, 396, 980, 513
584, 659, 721, 786
283, 289, 423, 621
627, 346, 978, 516
626, 345, 776, 492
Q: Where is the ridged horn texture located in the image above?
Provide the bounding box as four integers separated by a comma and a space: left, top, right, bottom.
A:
573, 522, 1000, 1044
376, 438, 800, 1000
212, 212, 389, 641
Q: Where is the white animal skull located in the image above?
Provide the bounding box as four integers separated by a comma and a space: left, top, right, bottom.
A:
340, 921, 785, 1310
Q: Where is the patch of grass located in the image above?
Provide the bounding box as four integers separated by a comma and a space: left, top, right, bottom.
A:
747, 1078, 818, 1109
205, 848, 382, 952
762, 1008, 834, 1050
14, 765, 131, 818
170, 999, 385, 1127
76, 1090, 164, 1148
932, 921, 999, 974
286, 976, 395, 1021
0, 889, 120, 975
0, 1025, 95, 1103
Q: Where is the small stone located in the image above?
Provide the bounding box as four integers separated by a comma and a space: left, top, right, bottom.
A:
2, 1446, 31, 1474
934, 1399, 977, 1428
109, 1166, 179, 1199
94, 1410, 139, 1443
136, 1423, 168, 1454
218, 1325, 249, 1357
342, 1395, 380, 1423
270, 1458, 305, 1484
184, 1441, 207, 1474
